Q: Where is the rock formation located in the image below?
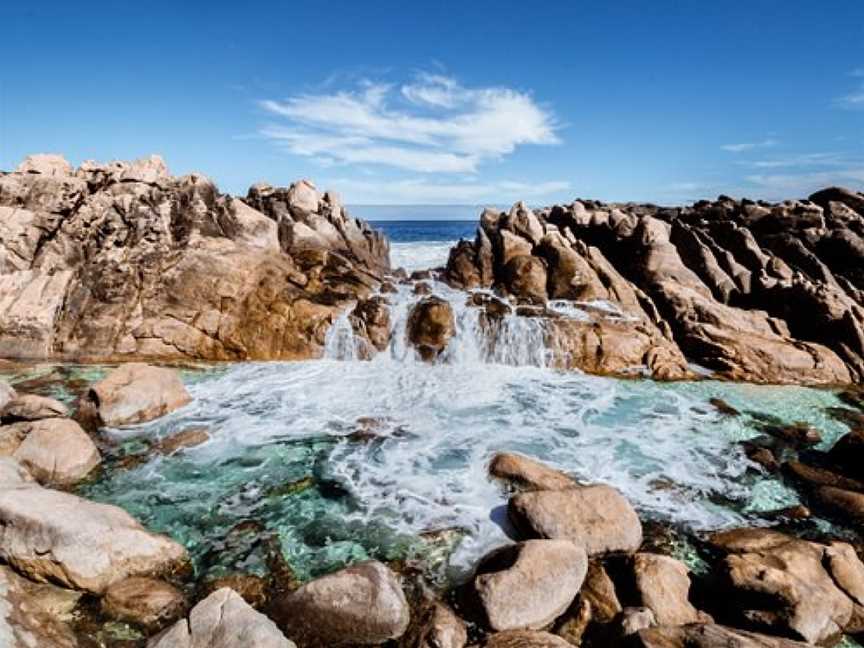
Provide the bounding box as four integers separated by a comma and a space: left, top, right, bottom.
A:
0, 154, 389, 362
446, 189, 864, 384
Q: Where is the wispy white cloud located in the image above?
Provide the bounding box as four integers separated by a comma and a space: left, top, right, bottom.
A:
720, 139, 778, 153
835, 68, 864, 108
320, 177, 571, 205
740, 152, 850, 169
258, 74, 559, 173
745, 168, 864, 196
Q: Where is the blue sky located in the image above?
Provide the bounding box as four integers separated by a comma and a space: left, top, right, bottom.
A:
1, 1, 862, 205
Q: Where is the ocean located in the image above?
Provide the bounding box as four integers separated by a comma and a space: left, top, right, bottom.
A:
65, 219, 850, 585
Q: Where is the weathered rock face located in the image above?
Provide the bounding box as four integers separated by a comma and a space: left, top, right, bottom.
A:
79, 363, 191, 427
474, 539, 588, 631
479, 630, 573, 647
149, 587, 294, 648
446, 187, 864, 384
630, 553, 705, 626
406, 296, 456, 361
272, 560, 409, 646
0, 155, 389, 362
399, 600, 467, 648
0, 394, 67, 423
0, 565, 78, 648
0, 479, 188, 593
508, 485, 643, 556
707, 527, 864, 643
632, 624, 813, 648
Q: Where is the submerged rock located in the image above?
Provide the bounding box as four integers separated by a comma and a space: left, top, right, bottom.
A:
488, 452, 579, 491
406, 296, 455, 361
0, 480, 188, 593
80, 363, 191, 427
474, 539, 587, 631
148, 587, 294, 648
272, 560, 409, 646
508, 485, 643, 556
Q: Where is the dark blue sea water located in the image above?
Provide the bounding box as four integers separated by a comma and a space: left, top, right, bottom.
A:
370, 220, 477, 243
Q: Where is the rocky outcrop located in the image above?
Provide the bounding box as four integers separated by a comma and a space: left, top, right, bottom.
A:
148, 587, 294, 648
0, 565, 78, 648
0, 477, 188, 593
474, 539, 588, 631
508, 485, 643, 556
447, 189, 864, 384
272, 560, 409, 646
0, 154, 389, 362
630, 553, 706, 626
78, 363, 190, 427
102, 576, 186, 632
406, 296, 456, 361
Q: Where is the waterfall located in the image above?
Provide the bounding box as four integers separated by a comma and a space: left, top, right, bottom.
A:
323, 307, 361, 361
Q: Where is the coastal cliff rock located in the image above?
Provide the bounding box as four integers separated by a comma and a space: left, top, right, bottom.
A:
0, 154, 389, 362
446, 189, 864, 384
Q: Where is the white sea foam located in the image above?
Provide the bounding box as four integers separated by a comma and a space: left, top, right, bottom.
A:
389, 241, 454, 272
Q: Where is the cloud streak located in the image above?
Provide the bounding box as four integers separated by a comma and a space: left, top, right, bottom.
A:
259, 74, 559, 173
720, 139, 778, 153
836, 68, 864, 108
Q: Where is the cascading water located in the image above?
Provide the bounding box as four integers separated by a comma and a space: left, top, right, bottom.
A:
71, 231, 854, 585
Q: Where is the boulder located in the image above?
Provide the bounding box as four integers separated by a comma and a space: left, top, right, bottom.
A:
0, 394, 67, 423
0, 381, 15, 410
479, 630, 572, 647
399, 600, 467, 648
351, 296, 392, 355
581, 561, 622, 623
272, 560, 409, 646
488, 452, 578, 491
406, 297, 456, 361
633, 624, 813, 648
148, 587, 294, 648
0, 482, 188, 593
0, 565, 78, 648
620, 607, 657, 636
474, 540, 587, 631
199, 574, 268, 609
102, 576, 186, 631
80, 363, 191, 427
508, 485, 643, 556
11, 418, 101, 485
631, 553, 705, 626
16, 153, 72, 177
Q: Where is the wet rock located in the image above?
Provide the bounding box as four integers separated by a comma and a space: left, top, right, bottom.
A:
351, 296, 392, 353
474, 539, 587, 631
509, 485, 643, 556
413, 281, 432, 296
80, 363, 191, 427
406, 296, 455, 361
102, 576, 186, 632
0, 481, 188, 593
708, 398, 739, 416
742, 443, 779, 472
12, 418, 101, 485
272, 560, 409, 646
199, 573, 269, 609
399, 599, 467, 648
759, 422, 821, 448
500, 255, 548, 304
152, 426, 210, 455
0, 564, 78, 648
0, 394, 67, 423
480, 630, 572, 647
632, 624, 813, 647
812, 484, 864, 525
783, 459, 864, 492
631, 553, 706, 626
488, 452, 578, 491
148, 587, 294, 648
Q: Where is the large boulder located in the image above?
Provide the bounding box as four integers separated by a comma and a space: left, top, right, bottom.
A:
0, 394, 67, 423
272, 560, 410, 646
474, 540, 587, 631
148, 587, 294, 648
80, 363, 191, 427
10, 418, 101, 485
631, 553, 706, 626
406, 296, 456, 361
0, 481, 188, 593
508, 485, 643, 556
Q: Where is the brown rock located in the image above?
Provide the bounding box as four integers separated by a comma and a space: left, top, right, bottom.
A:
272, 560, 409, 646
406, 297, 455, 361
488, 452, 578, 491
0, 394, 67, 423
400, 600, 467, 648
199, 574, 269, 609
0, 564, 78, 648
12, 418, 101, 485
351, 296, 392, 354
102, 576, 186, 631
633, 624, 813, 647
81, 363, 191, 427
631, 553, 705, 626
481, 630, 572, 647
509, 485, 643, 556
581, 561, 622, 623
474, 540, 587, 631
152, 427, 210, 455
500, 255, 547, 304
